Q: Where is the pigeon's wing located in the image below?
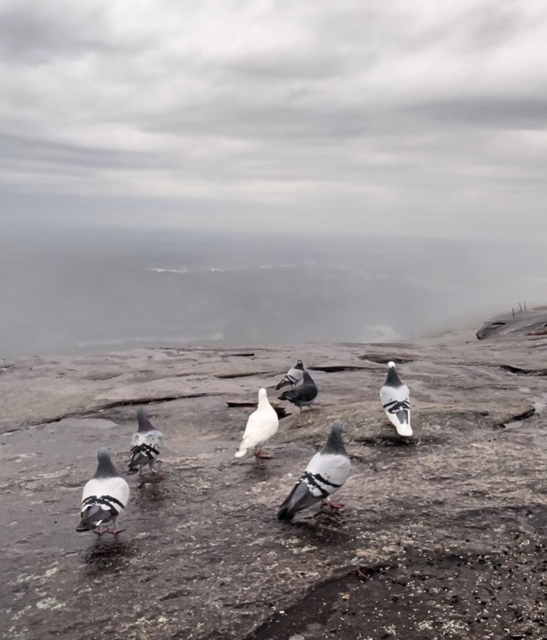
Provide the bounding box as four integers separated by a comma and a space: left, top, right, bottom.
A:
129, 430, 163, 473
380, 383, 409, 405
241, 408, 262, 442
81, 477, 130, 513
243, 409, 277, 446
293, 382, 318, 402
78, 477, 129, 531
306, 452, 351, 494
279, 388, 296, 401
287, 366, 304, 384
380, 384, 411, 434
301, 382, 318, 402
277, 477, 321, 520
280, 382, 317, 403
277, 452, 350, 521
275, 366, 303, 390
236, 407, 278, 456
143, 429, 163, 451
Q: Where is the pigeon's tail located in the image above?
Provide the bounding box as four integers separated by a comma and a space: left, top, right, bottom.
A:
394, 410, 412, 437
127, 451, 148, 475
277, 480, 318, 521
276, 503, 295, 521
234, 447, 248, 459
76, 505, 113, 532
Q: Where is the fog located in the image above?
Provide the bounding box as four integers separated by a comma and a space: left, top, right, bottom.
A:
1, 227, 546, 357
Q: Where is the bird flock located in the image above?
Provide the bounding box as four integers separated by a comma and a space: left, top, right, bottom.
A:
77, 359, 411, 534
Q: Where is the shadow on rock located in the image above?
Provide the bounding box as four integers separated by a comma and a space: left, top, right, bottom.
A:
245, 460, 274, 482
355, 435, 417, 447
82, 536, 137, 576
134, 473, 170, 510
354, 434, 444, 448
281, 510, 353, 546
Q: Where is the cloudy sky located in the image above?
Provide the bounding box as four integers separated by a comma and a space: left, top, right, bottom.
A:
1, 0, 546, 239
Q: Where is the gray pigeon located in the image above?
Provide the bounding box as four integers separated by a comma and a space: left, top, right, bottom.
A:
77, 448, 130, 535
277, 421, 351, 521
128, 409, 164, 475
278, 370, 318, 410
275, 360, 305, 390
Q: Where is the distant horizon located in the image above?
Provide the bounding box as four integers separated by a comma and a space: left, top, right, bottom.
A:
2, 215, 547, 249
1, 228, 546, 359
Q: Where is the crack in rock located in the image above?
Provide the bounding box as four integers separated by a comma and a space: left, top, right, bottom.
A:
216, 371, 273, 379
358, 354, 415, 364
7, 393, 225, 431
308, 365, 371, 373
495, 407, 536, 428
221, 353, 256, 358
500, 364, 547, 377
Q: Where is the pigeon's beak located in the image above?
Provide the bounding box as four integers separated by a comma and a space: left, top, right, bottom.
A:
396, 424, 413, 437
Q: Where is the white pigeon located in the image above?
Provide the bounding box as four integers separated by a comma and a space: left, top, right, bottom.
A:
277, 420, 351, 521
128, 409, 164, 475
380, 361, 412, 437
275, 359, 305, 390
235, 388, 279, 459
77, 448, 130, 535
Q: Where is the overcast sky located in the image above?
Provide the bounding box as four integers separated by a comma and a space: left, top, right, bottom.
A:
1, 0, 546, 239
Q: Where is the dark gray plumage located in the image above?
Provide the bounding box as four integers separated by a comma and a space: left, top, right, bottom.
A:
278, 371, 318, 410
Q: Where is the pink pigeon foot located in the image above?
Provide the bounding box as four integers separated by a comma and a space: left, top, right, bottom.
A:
254, 448, 272, 459
107, 528, 126, 535
321, 498, 345, 510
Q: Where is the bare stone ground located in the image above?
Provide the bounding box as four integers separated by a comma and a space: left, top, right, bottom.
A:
1, 319, 547, 639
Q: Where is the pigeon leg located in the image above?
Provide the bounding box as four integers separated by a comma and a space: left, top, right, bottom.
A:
254, 447, 272, 459
107, 517, 126, 535
383, 419, 392, 426
321, 497, 345, 510
93, 526, 105, 536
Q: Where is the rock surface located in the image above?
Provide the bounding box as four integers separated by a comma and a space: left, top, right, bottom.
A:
1, 320, 547, 639
476, 305, 547, 340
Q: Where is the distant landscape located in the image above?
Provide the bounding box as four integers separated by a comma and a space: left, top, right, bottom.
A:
1, 226, 546, 357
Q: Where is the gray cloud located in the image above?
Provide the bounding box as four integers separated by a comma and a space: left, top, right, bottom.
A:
1, 0, 547, 239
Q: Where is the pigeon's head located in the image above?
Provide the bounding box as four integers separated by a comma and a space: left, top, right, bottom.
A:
325, 420, 347, 454
387, 361, 396, 369
137, 408, 155, 431
330, 420, 344, 436
296, 359, 304, 369
257, 388, 271, 408
95, 447, 119, 478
